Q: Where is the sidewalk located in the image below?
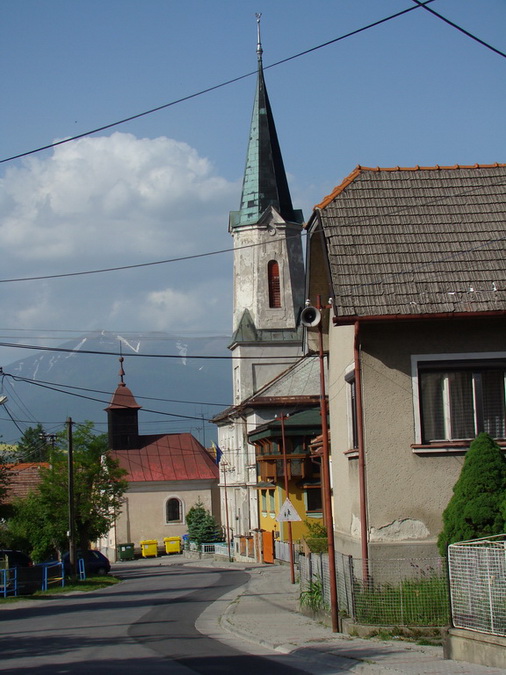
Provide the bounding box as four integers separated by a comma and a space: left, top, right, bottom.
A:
191, 559, 506, 675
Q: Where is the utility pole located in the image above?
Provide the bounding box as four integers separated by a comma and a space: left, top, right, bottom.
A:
315, 295, 340, 633
279, 413, 296, 584
67, 417, 77, 582
222, 460, 232, 561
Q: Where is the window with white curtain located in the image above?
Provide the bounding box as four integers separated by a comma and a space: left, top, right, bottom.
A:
418, 359, 506, 443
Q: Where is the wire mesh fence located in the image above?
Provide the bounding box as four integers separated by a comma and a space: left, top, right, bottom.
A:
448, 535, 506, 637
299, 552, 449, 627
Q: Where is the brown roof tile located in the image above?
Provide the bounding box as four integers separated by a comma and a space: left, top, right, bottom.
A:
4, 463, 48, 502
311, 164, 506, 320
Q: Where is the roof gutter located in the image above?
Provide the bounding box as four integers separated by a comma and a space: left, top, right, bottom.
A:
334, 310, 506, 326
354, 320, 369, 580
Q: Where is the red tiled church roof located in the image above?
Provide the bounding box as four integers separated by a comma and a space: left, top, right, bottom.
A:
111, 433, 218, 482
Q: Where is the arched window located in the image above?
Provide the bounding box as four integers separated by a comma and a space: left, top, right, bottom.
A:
166, 497, 183, 523
268, 260, 281, 308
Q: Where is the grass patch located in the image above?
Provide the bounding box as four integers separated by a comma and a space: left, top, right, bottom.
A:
0, 575, 120, 603
300, 575, 328, 614
354, 574, 449, 626
366, 627, 443, 646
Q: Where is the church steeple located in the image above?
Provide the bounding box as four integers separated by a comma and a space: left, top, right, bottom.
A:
228, 17, 304, 402
230, 14, 303, 229
106, 357, 141, 450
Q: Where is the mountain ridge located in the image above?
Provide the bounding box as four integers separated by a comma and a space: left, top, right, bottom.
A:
0, 331, 232, 446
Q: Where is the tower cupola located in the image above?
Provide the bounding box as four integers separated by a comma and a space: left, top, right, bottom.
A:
106, 357, 141, 450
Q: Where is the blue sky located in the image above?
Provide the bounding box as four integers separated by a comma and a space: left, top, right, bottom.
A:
0, 0, 505, 364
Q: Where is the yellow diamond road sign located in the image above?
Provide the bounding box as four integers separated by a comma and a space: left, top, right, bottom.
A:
277, 498, 302, 522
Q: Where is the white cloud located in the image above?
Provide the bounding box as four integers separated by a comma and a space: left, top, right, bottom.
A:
0, 132, 237, 260
0, 132, 238, 356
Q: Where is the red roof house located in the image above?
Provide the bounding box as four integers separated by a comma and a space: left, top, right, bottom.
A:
101, 358, 219, 560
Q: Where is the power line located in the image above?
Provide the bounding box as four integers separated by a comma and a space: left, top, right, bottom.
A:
0, 172, 503, 288
0, 1, 438, 166
2, 373, 218, 423
8, 373, 230, 408
411, 0, 506, 59
0, 230, 305, 284
0, 341, 305, 360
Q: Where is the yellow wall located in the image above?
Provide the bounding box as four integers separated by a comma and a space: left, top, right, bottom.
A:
258, 482, 323, 542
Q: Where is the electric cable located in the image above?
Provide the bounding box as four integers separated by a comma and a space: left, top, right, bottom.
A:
0, 1, 438, 165
0, 230, 305, 284
8, 373, 230, 408
411, 0, 506, 59
2, 372, 227, 423
0, 342, 308, 360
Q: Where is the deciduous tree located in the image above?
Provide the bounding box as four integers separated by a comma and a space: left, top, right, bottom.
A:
9, 422, 128, 561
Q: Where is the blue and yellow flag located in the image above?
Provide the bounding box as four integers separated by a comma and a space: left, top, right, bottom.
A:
211, 441, 223, 465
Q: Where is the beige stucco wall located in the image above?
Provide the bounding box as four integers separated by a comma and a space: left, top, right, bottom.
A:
329, 316, 506, 560
114, 479, 219, 550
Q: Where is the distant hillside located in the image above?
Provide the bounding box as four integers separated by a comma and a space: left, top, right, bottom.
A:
0, 331, 232, 446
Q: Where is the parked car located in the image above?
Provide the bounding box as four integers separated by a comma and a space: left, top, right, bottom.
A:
63, 550, 111, 576
0, 549, 39, 595
0, 549, 33, 569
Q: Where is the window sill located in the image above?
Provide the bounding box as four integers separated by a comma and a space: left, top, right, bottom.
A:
412, 440, 506, 455
344, 448, 359, 459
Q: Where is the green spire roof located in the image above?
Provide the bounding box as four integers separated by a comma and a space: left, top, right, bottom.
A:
231, 31, 302, 229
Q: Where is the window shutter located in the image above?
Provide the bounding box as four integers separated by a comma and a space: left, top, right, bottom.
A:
268, 260, 281, 308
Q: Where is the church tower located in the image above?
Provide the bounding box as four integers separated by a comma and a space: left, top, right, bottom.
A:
229, 14, 305, 403
106, 357, 141, 451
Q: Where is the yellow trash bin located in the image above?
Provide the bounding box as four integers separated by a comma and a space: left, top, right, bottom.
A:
140, 540, 158, 558
164, 536, 182, 554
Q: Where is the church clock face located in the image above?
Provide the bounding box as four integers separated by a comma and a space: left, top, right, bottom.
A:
267, 225, 277, 236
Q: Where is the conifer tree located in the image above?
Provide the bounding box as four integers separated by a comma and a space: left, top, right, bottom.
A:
438, 433, 506, 555
185, 498, 222, 548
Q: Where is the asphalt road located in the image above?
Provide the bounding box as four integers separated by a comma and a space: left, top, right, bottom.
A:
0, 561, 310, 674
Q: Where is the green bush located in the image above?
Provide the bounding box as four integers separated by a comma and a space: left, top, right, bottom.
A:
438, 433, 506, 555
304, 519, 328, 553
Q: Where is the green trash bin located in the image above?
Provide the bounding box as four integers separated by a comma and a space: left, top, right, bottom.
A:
117, 543, 135, 561
164, 536, 182, 554
140, 540, 158, 558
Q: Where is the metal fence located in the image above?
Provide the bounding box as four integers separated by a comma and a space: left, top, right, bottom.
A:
299, 552, 449, 627
0, 562, 64, 598
448, 535, 506, 637
275, 540, 300, 565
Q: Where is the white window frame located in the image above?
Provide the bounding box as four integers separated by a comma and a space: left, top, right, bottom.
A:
411, 351, 506, 445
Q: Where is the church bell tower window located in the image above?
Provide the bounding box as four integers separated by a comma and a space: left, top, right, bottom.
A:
268, 260, 281, 308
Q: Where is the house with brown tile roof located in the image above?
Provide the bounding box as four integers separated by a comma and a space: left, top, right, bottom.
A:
3, 463, 48, 503
305, 163, 506, 563
101, 359, 219, 560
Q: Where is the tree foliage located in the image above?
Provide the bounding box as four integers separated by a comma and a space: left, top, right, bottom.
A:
0, 461, 10, 507
438, 433, 506, 555
185, 498, 222, 547
16, 423, 55, 462
8, 422, 128, 561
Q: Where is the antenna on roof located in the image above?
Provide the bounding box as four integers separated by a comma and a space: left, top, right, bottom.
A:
256, 12, 263, 62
